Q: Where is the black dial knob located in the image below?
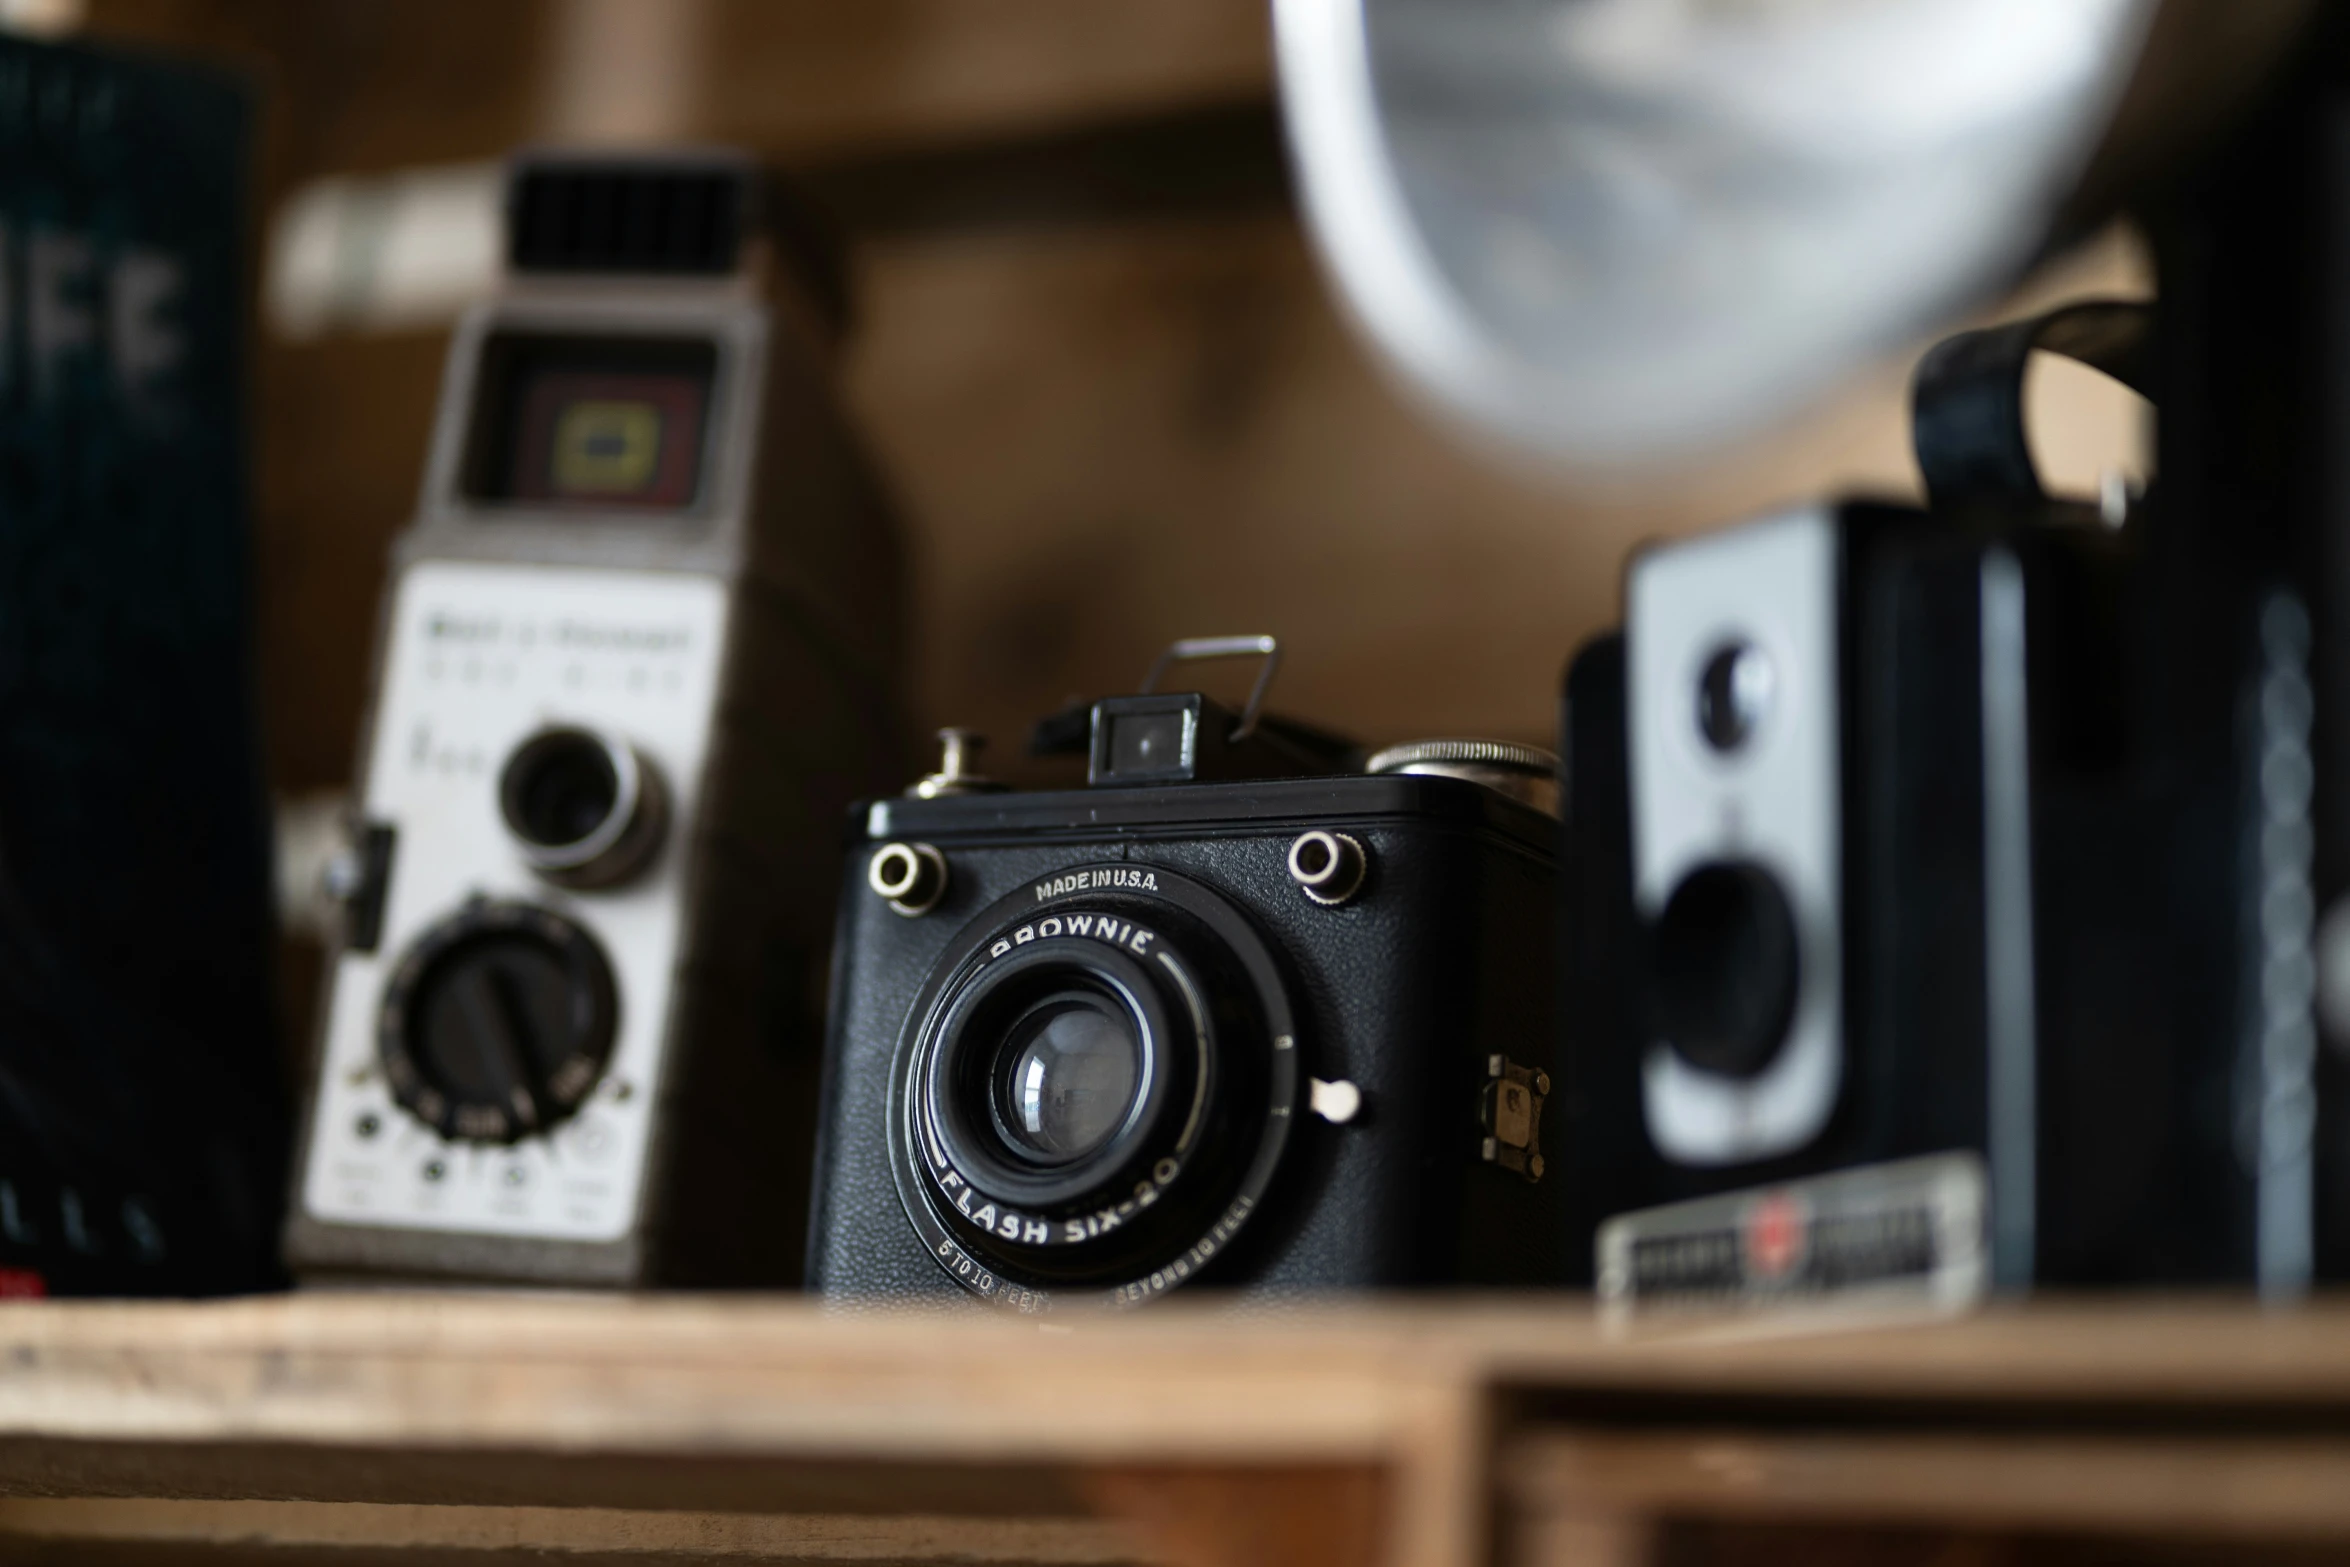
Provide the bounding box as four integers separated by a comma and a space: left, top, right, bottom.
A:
377, 901, 618, 1143
1649, 860, 1801, 1080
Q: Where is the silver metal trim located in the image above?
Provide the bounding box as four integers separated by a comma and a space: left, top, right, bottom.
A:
1365, 738, 1556, 773
869, 841, 948, 918
1287, 830, 1366, 907
1979, 549, 2038, 1289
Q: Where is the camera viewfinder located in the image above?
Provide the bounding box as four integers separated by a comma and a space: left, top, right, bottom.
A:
1095, 700, 1199, 785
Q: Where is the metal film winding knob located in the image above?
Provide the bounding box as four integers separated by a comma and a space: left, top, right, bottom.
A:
1365, 739, 1561, 817
913, 728, 1007, 799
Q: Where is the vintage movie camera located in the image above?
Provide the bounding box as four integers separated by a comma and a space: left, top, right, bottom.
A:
284, 151, 907, 1287
1556, 304, 2269, 1313
806, 638, 1561, 1310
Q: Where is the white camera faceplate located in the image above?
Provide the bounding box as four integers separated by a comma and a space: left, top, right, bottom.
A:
1629, 506, 1843, 1166
300, 560, 728, 1242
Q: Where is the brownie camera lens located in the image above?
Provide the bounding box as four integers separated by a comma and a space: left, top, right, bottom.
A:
889, 866, 1305, 1305
993, 994, 1143, 1162
930, 948, 1167, 1199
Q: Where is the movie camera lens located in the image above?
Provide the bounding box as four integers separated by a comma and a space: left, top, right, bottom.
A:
508, 731, 615, 843
498, 726, 668, 888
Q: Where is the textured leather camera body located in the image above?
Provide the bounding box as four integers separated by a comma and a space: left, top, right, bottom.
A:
808, 774, 1561, 1308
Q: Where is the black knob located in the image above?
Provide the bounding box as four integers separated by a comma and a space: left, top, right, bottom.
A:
377, 902, 618, 1143
1649, 860, 1801, 1079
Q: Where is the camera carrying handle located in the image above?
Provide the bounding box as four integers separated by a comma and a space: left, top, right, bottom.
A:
1911, 299, 2155, 509
1140, 635, 1282, 741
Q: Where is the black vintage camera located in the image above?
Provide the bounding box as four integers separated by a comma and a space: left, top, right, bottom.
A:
1558, 305, 2256, 1312
806, 638, 1561, 1310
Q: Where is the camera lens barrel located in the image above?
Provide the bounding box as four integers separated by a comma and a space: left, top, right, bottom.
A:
884, 863, 1301, 1310
1650, 858, 1801, 1079
498, 726, 668, 889
924, 940, 1185, 1212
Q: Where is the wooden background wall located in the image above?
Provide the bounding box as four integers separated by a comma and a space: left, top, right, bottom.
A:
76, 0, 2149, 794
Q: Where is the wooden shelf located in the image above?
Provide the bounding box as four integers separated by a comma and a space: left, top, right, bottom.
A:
4, 1295, 2350, 1565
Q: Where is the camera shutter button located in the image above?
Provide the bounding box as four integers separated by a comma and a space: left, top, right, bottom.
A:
1650, 860, 1801, 1079
1308, 1077, 1362, 1124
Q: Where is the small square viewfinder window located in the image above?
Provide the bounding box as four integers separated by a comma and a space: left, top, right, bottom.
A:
1096, 703, 1197, 784
463, 333, 718, 514
1111, 710, 1190, 776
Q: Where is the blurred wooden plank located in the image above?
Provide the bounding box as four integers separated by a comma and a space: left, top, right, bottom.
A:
0, 1295, 1456, 1563
1502, 1514, 1653, 1567
1085, 1468, 1382, 1567
0, 1297, 1437, 1467
0, 1498, 1142, 1564
1527, 1520, 2350, 1567
14, 1299, 2350, 1565
0, 1438, 1095, 1517
1503, 1433, 2350, 1547
25, 1297, 2350, 1452
1475, 1297, 2350, 1407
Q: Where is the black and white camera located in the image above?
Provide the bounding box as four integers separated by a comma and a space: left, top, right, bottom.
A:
1559, 305, 2254, 1312
284, 152, 906, 1286
806, 638, 1562, 1310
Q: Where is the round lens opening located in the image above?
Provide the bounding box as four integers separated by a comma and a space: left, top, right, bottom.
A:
1652, 859, 1801, 1079
1696, 640, 1775, 755
503, 731, 619, 849
992, 994, 1143, 1164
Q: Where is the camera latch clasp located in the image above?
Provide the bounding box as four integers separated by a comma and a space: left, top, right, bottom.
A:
1480, 1054, 1549, 1183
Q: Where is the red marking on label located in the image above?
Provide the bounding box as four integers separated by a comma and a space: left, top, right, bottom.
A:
1744, 1191, 1806, 1281
0, 1268, 48, 1299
